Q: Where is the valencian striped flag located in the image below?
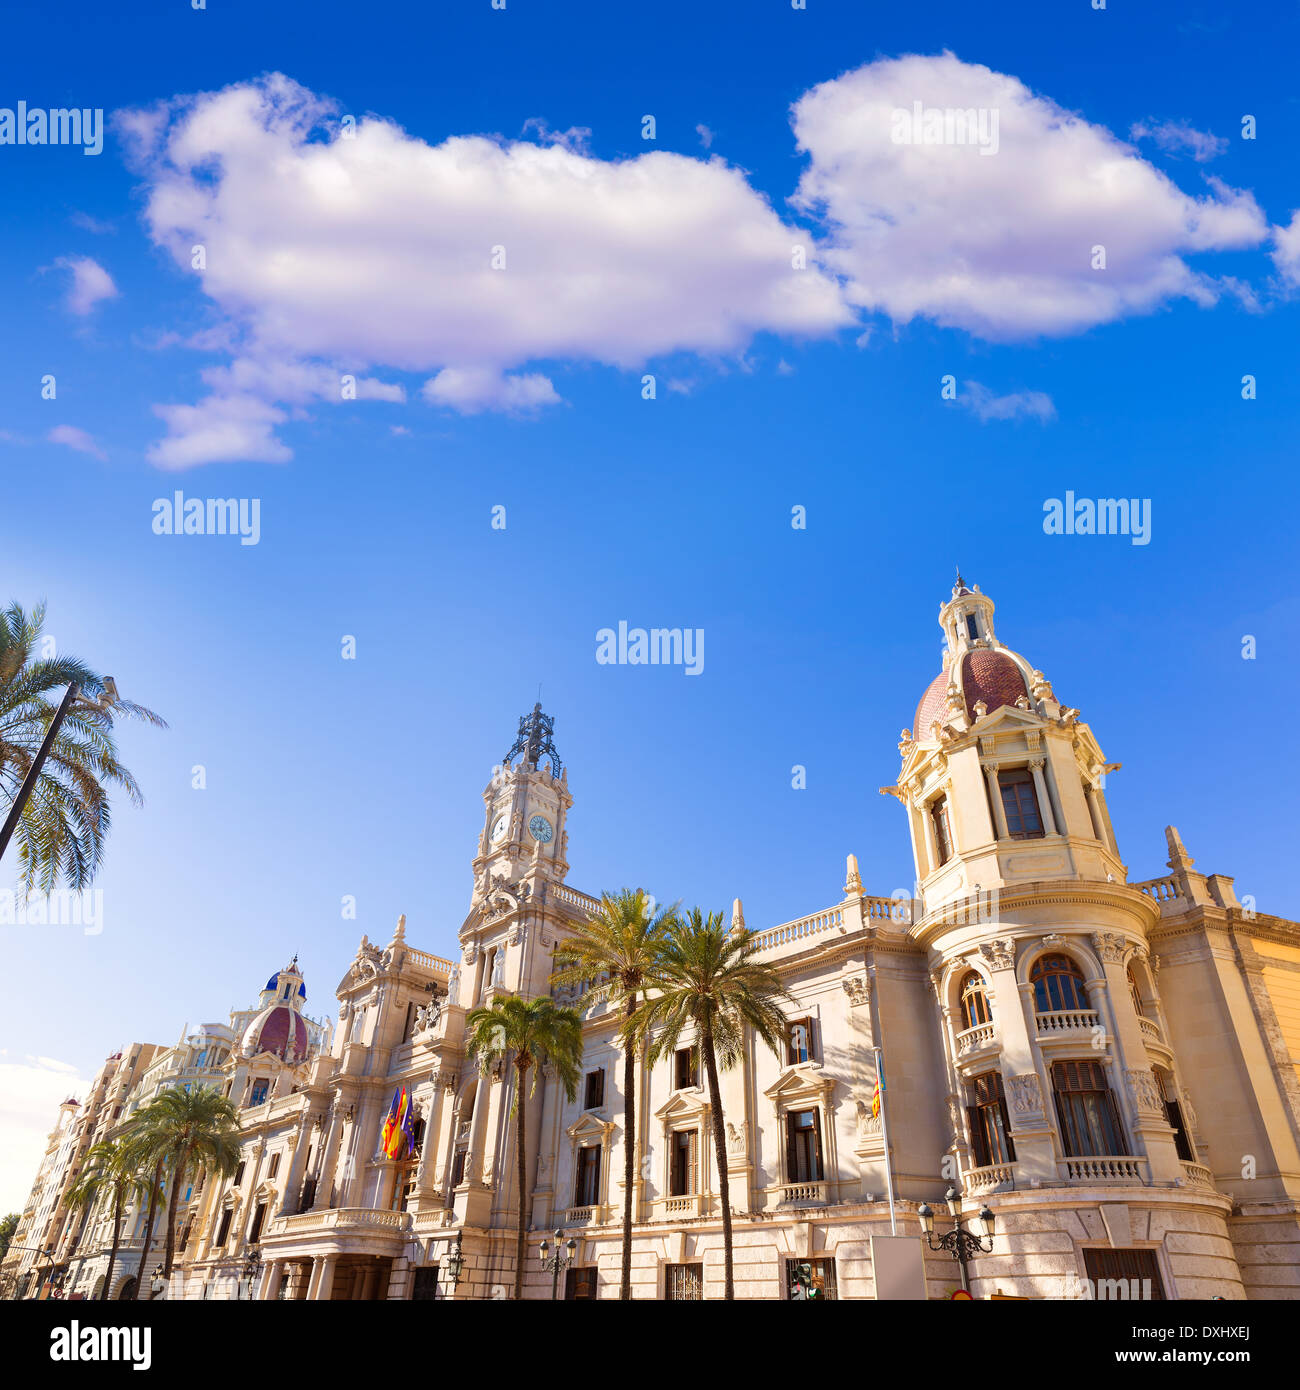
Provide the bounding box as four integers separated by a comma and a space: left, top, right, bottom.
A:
871, 1068, 885, 1121
380, 1086, 415, 1159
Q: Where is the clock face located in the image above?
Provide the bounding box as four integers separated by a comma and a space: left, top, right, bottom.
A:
528, 814, 554, 844
490, 814, 509, 844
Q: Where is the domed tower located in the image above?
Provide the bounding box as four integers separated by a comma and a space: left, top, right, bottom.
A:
897, 572, 1124, 908
241, 957, 311, 1064
886, 575, 1199, 1217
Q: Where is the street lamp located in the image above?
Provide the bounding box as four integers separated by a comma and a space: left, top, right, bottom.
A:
538, 1229, 577, 1301
149, 1264, 166, 1300
443, 1233, 464, 1290
242, 1246, 262, 1300
918, 1188, 995, 1294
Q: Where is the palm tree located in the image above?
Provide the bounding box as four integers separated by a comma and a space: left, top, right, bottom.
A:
128, 1086, 241, 1296
465, 994, 582, 1300
0, 600, 165, 892
629, 907, 794, 1300
63, 1140, 160, 1301
551, 888, 679, 1300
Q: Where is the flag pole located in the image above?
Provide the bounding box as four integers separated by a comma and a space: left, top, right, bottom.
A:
873, 1045, 898, 1235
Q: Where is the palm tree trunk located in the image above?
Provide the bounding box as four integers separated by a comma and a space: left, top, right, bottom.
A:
620, 996, 637, 1301
699, 1021, 734, 1300
132, 1160, 163, 1300
162, 1146, 187, 1282
103, 1186, 123, 1301
514, 1062, 529, 1300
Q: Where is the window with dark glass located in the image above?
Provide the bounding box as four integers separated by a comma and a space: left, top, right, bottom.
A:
967, 1071, 1016, 1167
1051, 1061, 1127, 1157
584, 1069, 605, 1110
931, 797, 954, 865
959, 972, 992, 1030
966, 615, 979, 640
247, 1200, 267, 1244
233, 1161, 245, 1187
787, 1018, 815, 1065
402, 1002, 417, 1042
215, 1208, 233, 1247
565, 1267, 598, 1300
248, 1078, 270, 1107
670, 1129, 698, 1196
786, 1109, 823, 1183
412, 1268, 440, 1300
450, 1149, 467, 1187
674, 1047, 698, 1090
1156, 1070, 1194, 1162
1127, 968, 1146, 1018
267, 1153, 280, 1179
1031, 955, 1090, 1013
574, 1145, 601, 1207
1082, 1247, 1165, 1301
998, 768, 1044, 839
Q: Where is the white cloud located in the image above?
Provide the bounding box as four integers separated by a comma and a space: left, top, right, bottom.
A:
121, 74, 849, 464
696, 123, 714, 149
47, 425, 107, 459
1129, 119, 1227, 163
958, 381, 1056, 423
54, 255, 118, 316
790, 52, 1267, 341
0, 1055, 91, 1213
149, 394, 291, 470
1271, 210, 1300, 288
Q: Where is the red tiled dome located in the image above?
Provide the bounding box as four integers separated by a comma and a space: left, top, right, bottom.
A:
913, 671, 948, 740
242, 1005, 309, 1061
960, 649, 1028, 721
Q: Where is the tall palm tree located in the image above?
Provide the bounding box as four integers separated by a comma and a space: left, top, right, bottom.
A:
129, 1086, 241, 1294
551, 888, 679, 1300
0, 600, 165, 892
465, 994, 582, 1300
629, 907, 793, 1300
63, 1140, 159, 1301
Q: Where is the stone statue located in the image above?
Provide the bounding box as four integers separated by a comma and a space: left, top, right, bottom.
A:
492, 947, 506, 986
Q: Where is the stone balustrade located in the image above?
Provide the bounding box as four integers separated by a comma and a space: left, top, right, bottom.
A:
1035, 1008, 1100, 1035
955, 1022, 997, 1056
1060, 1156, 1147, 1183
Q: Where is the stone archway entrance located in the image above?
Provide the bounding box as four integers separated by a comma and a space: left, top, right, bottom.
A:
329, 1256, 393, 1300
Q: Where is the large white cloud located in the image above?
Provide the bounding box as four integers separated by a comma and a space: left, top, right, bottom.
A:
122, 74, 849, 464
0, 1053, 90, 1213
790, 52, 1267, 340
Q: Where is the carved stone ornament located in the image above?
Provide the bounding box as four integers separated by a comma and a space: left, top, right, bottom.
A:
854, 1097, 881, 1137
1092, 931, 1127, 964
725, 1120, 747, 1157
978, 938, 1015, 971
1127, 1067, 1165, 1117
1006, 1072, 1043, 1118
841, 976, 869, 1007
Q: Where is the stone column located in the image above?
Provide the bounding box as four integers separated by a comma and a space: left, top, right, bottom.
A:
312, 1111, 347, 1210
258, 1259, 283, 1301
983, 764, 1009, 839
313, 1255, 337, 1301
1029, 760, 1057, 835
282, 1114, 318, 1215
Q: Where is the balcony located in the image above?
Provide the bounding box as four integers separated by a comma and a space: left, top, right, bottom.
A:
564, 1206, 596, 1226
1180, 1161, 1214, 1188
954, 1023, 997, 1058
1060, 1156, 1148, 1184
652, 1193, 703, 1220
779, 1182, 827, 1207
1035, 1009, 1100, 1036
964, 1163, 1015, 1194
266, 1206, 412, 1239
1136, 1015, 1165, 1046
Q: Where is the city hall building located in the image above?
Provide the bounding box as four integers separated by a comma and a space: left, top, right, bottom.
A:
8, 578, 1300, 1300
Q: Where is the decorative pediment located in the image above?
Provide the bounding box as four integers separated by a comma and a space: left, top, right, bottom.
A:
653, 1089, 710, 1124
566, 1111, 615, 1144
968, 702, 1043, 737
763, 1063, 835, 1106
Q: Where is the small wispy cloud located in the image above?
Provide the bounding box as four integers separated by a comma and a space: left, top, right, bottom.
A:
958, 381, 1056, 424
1271, 210, 1300, 289
696, 123, 714, 150
1129, 119, 1228, 163
52, 255, 119, 316
48, 425, 107, 460
69, 210, 116, 234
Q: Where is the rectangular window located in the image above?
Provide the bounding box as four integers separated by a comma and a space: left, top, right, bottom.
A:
584, 1069, 605, 1110
665, 1263, 703, 1301
247, 1201, 267, 1245
412, 1268, 440, 1301
931, 797, 954, 865
786, 1257, 838, 1300
215, 1208, 233, 1248
248, 1078, 270, 1107
670, 1129, 698, 1196
450, 1150, 467, 1187
999, 769, 1044, 839
1081, 1247, 1166, 1301
967, 1072, 1016, 1167
787, 1018, 815, 1066
233, 1161, 246, 1187
298, 1177, 316, 1212
267, 1153, 280, 1179
574, 1145, 602, 1207
565, 1266, 598, 1300
786, 1109, 823, 1183
402, 1002, 417, 1043
1052, 1061, 1127, 1157
674, 1047, 698, 1090
1156, 1072, 1194, 1162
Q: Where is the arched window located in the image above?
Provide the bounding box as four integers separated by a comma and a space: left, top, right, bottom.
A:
1031, 955, 1089, 1012
959, 972, 992, 1030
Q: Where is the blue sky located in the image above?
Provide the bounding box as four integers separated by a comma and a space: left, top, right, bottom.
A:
3, 0, 1299, 1205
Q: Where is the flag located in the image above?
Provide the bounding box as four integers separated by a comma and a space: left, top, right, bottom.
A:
871, 1068, 885, 1120
382, 1086, 414, 1160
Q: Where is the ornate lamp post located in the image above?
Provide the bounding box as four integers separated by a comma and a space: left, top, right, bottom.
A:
918, 1189, 995, 1294
538, 1229, 577, 1301
149, 1264, 166, 1300
443, 1233, 464, 1293
242, 1245, 262, 1300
